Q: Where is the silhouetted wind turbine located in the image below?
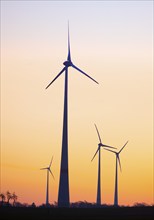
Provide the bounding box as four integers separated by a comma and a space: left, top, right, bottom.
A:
46, 23, 98, 207
104, 141, 128, 206
40, 157, 54, 207
91, 124, 115, 206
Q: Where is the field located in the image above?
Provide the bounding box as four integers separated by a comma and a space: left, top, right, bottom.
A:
0, 206, 153, 220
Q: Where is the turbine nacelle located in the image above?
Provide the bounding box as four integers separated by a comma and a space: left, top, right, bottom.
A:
98, 143, 102, 148
63, 60, 72, 67
99, 143, 114, 148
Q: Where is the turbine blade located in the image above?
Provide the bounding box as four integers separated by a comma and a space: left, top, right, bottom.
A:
94, 124, 102, 143
49, 156, 53, 168
104, 148, 116, 154
119, 140, 129, 154
40, 167, 47, 170
102, 144, 116, 149
91, 147, 100, 161
71, 64, 99, 84
45, 67, 66, 89
117, 155, 122, 172
67, 21, 71, 61
49, 169, 55, 179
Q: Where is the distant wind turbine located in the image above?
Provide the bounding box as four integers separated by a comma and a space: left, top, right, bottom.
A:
40, 157, 54, 207
46, 23, 98, 207
91, 124, 115, 205
104, 141, 129, 206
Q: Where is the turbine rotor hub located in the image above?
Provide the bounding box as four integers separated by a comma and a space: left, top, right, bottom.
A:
63, 60, 72, 67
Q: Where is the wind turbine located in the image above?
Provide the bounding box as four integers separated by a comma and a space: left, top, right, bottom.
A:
104, 141, 128, 206
91, 124, 116, 206
46, 24, 98, 207
40, 157, 54, 207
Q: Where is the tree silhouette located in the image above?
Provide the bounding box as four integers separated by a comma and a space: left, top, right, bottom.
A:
12, 192, 18, 206
6, 191, 12, 205
0, 193, 5, 205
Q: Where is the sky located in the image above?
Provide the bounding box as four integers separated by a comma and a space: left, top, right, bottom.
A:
1, 0, 153, 206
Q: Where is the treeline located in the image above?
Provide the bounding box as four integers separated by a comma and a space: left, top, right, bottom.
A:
0, 192, 152, 208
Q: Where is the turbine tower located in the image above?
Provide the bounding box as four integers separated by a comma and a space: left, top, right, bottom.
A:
105, 141, 128, 206
40, 157, 54, 207
91, 124, 115, 206
46, 24, 98, 207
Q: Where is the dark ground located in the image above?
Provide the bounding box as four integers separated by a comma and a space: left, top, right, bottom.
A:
0, 206, 153, 220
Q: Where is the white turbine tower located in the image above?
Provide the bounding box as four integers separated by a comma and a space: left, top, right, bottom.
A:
40, 157, 54, 207
91, 124, 116, 206
46, 23, 98, 207
105, 141, 128, 206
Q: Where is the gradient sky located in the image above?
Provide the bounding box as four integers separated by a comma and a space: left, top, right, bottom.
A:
1, 0, 153, 206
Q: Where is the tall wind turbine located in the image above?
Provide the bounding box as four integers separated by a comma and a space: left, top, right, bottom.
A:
105, 141, 128, 206
91, 124, 115, 206
46, 24, 98, 207
40, 157, 54, 207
